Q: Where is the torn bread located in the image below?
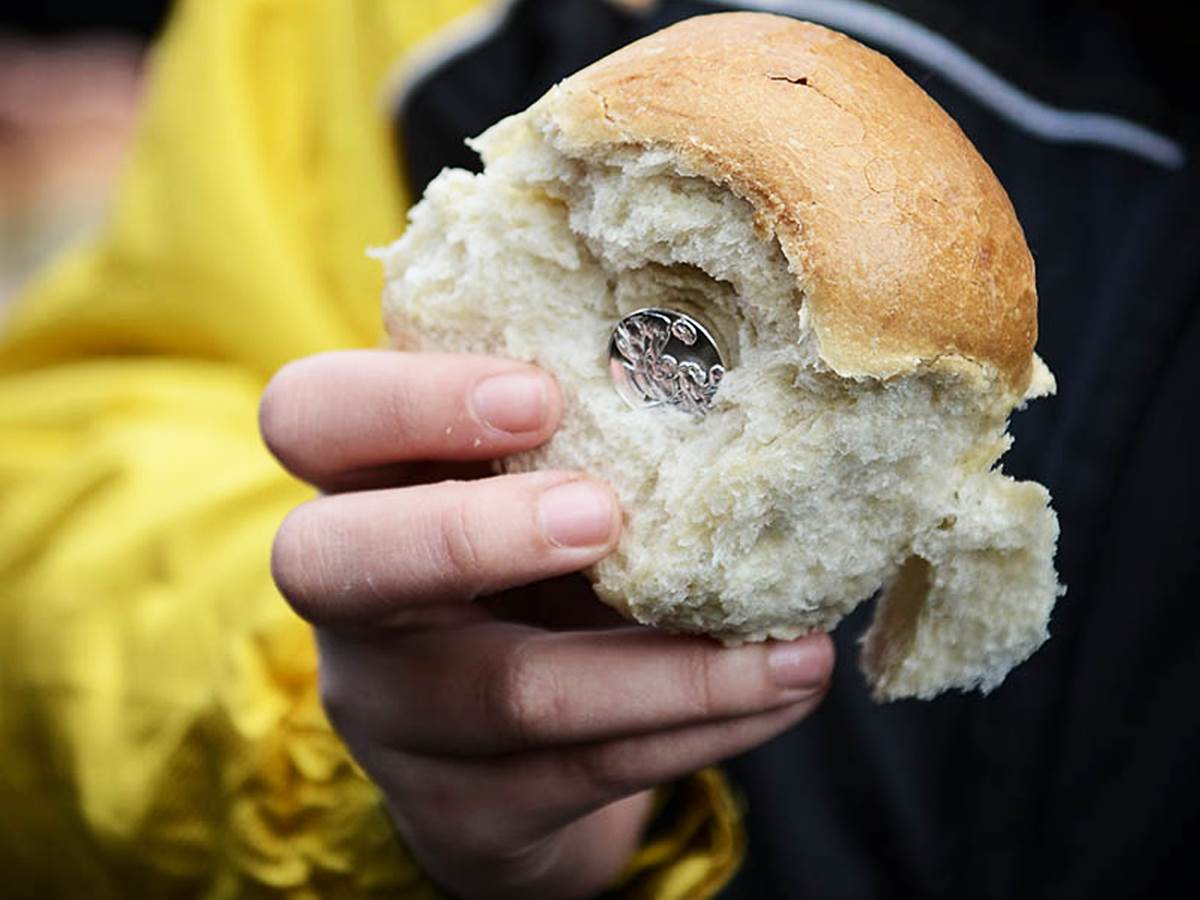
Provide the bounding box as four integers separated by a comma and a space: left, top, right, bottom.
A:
374, 12, 1064, 700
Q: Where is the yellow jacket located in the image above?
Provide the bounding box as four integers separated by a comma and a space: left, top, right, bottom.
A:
0, 2, 741, 896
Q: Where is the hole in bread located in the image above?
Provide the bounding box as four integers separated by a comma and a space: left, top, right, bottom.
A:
613, 262, 742, 367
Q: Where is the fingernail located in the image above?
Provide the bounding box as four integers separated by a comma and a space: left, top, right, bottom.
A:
768, 639, 832, 691
538, 480, 616, 548
471, 371, 549, 434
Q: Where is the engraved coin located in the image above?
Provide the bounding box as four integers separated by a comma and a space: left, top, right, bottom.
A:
608, 307, 728, 415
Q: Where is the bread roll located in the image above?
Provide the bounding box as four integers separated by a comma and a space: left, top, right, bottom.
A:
374, 12, 1064, 700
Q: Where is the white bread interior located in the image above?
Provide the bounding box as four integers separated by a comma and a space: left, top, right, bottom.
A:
374, 14, 1063, 700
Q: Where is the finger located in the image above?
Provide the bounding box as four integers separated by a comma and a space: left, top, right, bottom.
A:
272, 471, 620, 627
519, 698, 821, 837
318, 622, 834, 754
259, 350, 562, 490
394, 696, 825, 855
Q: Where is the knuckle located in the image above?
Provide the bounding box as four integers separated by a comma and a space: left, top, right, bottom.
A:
436, 492, 486, 594
570, 740, 634, 796
491, 639, 564, 748
683, 646, 722, 719
378, 372, 425, 450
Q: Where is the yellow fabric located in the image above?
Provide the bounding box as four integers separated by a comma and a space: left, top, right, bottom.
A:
0, 1, 744, 896
611, 770, 747, 899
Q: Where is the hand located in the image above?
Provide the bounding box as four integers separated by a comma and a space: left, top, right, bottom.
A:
260, 350, 835, 899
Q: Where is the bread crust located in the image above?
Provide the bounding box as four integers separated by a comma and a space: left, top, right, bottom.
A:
537, 12, 1037, 397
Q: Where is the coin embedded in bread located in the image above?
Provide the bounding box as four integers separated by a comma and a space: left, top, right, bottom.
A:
374, 13, 1064, 701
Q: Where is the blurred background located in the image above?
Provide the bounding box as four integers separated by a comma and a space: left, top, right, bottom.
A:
0, 4, 168, 311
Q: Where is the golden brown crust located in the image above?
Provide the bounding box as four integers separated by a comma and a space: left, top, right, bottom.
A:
536, 12, 1037, 396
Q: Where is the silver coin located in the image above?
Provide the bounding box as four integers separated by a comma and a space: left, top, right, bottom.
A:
609, 307, 728, 415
